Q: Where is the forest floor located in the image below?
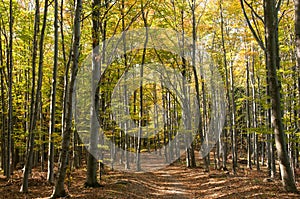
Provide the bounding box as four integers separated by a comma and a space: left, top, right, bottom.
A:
1, 158, 300, 198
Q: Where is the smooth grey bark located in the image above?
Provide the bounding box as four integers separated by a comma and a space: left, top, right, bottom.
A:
85, 0, 101, 187
7, 0, 13, 180
229, 56, 237, 175
296, 0, 300, 168
251, 47, 260, 171
121, 0, 130, 170
0, 25, 6, 174
47, 0, 58, 184
51, 0, 82, 197
246, 56, 252, 169
136, 1, 148, 171
190, 0, 201, 169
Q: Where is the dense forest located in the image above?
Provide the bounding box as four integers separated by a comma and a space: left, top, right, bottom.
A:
1, 0, 300, 198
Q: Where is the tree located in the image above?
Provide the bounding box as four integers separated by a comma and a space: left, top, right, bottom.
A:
295, 0, 300, 141
264, 0, 297, 192
136, 0, 149, 171
47, 0, 58, 184
85, 0, 101, 187
51, 0, 82, 197
220, 0, 237, 173
6, 0, 13, 180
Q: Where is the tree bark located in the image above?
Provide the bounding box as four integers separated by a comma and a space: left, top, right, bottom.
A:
246, 56, 252, 169
47, 0, 57, 184
0, 27, 4, 173
265, 0, 297, 193
220, 1, 235, 173
136, 0, 148, 171
191, 0, 201, 169
85, 0, 101, 187
295, 0, 300, 163
51, 0, 82, 197
7, 0, 14, 180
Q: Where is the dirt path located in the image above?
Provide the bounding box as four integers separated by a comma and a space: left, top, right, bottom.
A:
1, 161, 300, 198
96, 163, 299, 199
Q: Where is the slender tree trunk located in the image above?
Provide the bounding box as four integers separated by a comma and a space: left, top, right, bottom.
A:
136, 2, 148, 171
61, 0, 72, 144
190, 0, 201, 169
121, 0, 130, 170
230, 59, 237, 175
246, 56, 252, 169
251, 46, 260, 171
220, 1, 235, 173
7, 0, 14, 180
0, 29, 3, 172
0, 21, 7, 175
51, 0, 82, 197
85, 0, 101, 187
295, 0, 300, 169
47, 0, 57, 184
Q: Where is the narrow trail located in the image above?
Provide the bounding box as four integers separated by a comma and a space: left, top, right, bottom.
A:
88, 162, 300, 199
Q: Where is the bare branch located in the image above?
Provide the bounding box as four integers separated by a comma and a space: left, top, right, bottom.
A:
240, 0, 265, 51
243, 0, 264, 23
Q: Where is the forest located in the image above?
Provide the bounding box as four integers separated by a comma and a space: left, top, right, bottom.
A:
1, 0, 300, 198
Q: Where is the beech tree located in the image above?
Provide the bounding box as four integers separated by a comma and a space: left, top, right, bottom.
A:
296, 0, 300, 131
241, 0, 298, 192
51, 0, 82, 197
85, 0, 101, 187
6, 0, 13, 180
47, 0, 58, 184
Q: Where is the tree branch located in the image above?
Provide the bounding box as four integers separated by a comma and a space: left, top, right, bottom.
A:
240, 0, 265, 51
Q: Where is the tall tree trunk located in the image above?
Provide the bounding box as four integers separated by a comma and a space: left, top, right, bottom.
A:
51, 0, 82, 197
121, 0, 130, 170
295, 0, 300, 166
7, 0, 14, 180
229, 57, 237, 175
251, 45, 260, 171
85, 0, 101, 187
220, 1, 235, 173
47, 0, 57, 184
190, 0, 201, 169
136, 1, 148, 171
246, 56, 252, 169
0, 26, 4, 173
265, 0, 297, 193
0, 18, 8, 176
